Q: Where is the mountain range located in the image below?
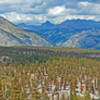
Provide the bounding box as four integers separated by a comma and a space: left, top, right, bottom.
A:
0, 16, 52, 47
0, 16, 100, 49
18, 19, 100, 49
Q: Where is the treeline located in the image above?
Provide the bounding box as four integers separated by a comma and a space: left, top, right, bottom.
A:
1, 46, 100, 64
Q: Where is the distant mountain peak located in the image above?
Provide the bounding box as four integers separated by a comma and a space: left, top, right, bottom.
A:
42, 21, 54, 26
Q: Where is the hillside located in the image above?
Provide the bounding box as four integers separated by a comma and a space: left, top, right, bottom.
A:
0, 16, 52, 47
18, 19, 100, 49
61, 30, 100, 49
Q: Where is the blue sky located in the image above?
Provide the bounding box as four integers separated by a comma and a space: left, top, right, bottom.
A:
0, 0, 100, 25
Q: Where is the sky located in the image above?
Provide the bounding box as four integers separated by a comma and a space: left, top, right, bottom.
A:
0, 0, 100, 25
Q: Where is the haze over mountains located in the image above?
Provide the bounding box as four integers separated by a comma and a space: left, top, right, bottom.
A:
0, 15, 100, 49
18, 19, 100, 49
0, 16, 52, 47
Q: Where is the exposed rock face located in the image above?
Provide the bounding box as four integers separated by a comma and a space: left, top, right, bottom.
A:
0, 16, 52, 47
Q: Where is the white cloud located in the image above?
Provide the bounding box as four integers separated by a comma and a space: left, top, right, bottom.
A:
79, 1, 91, 6
0, 0, 23, 4
50, 15, 96, 24
0, 0, 44, 14
48, 6, 66, 15
0, 0, 100, 24
0, 11, 97, 25
0, 12, 47, 24
78, 1, 100, 14
48, 6, 76, 16
0, 12, 32, 22
0, 0, 42, 4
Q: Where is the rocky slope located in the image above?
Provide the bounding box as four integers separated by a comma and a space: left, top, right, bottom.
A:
18, 19, 100, 49
0, 16, 52, 47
